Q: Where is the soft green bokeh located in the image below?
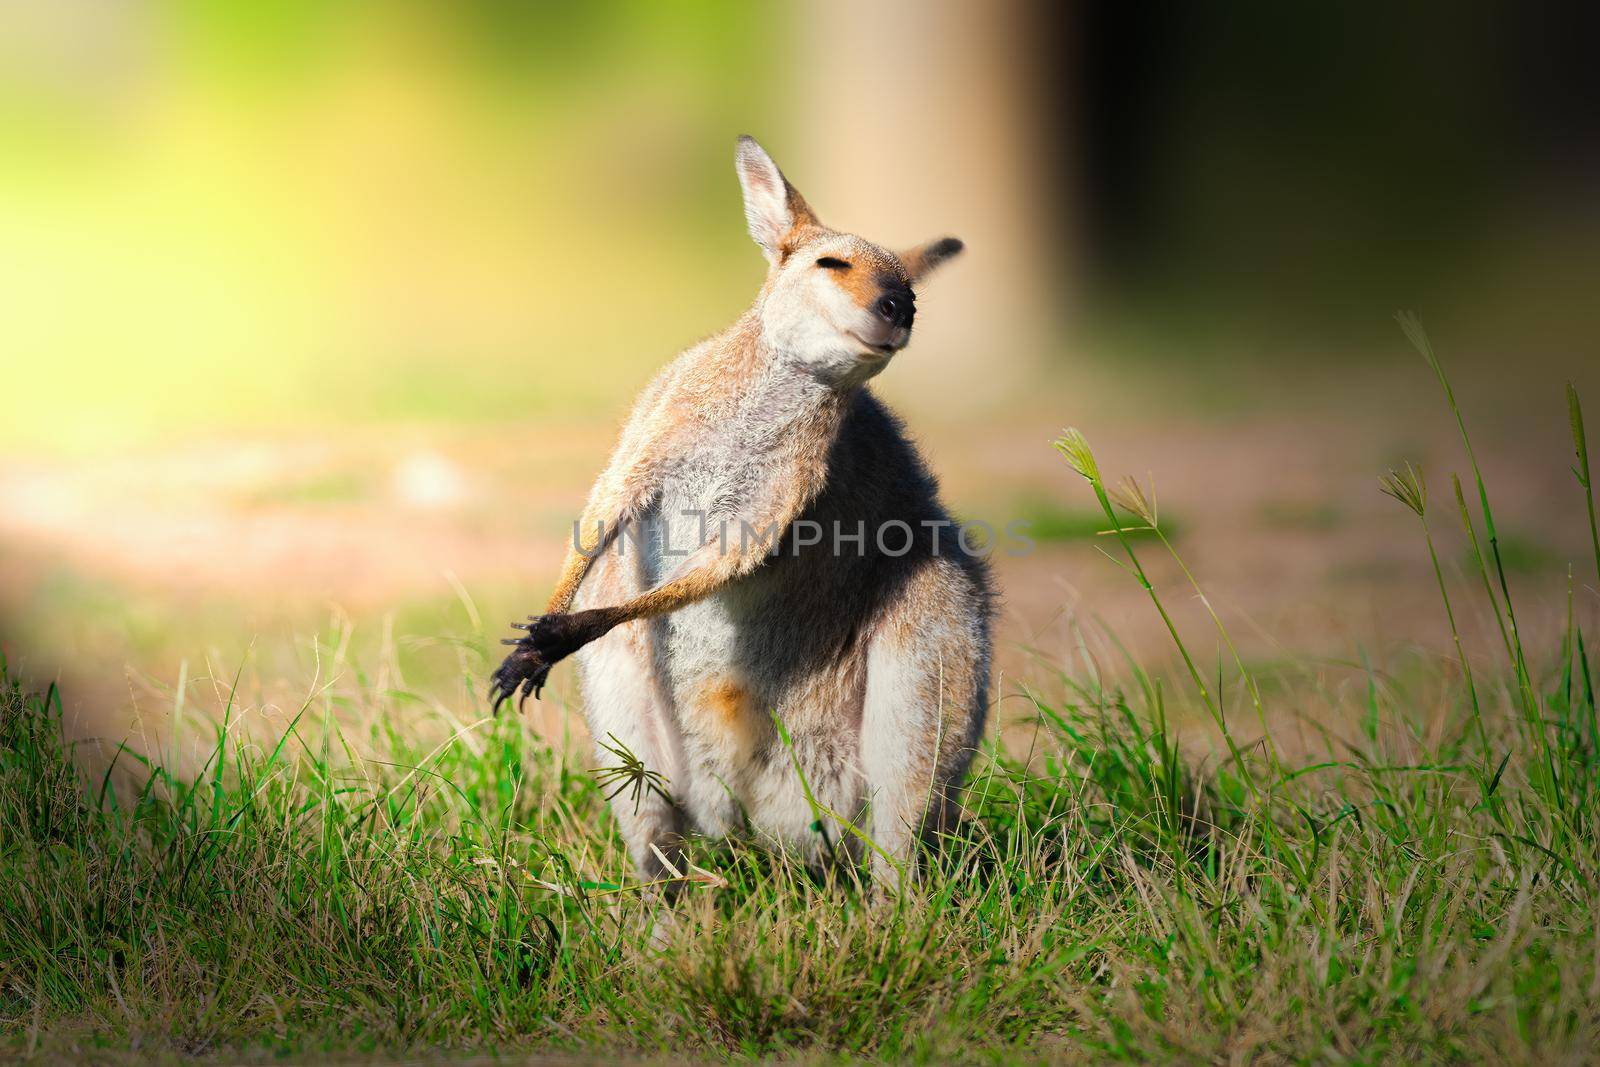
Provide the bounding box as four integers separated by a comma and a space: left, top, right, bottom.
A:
0, 2, 782, 451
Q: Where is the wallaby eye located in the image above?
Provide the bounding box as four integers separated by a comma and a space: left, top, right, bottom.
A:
815, 257, 851, 270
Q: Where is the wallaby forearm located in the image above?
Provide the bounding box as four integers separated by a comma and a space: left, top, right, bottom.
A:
510, 457, 825, 696
543, 411, 673, 616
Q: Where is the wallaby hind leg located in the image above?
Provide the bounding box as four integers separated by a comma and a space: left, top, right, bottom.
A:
859, 561, 991, 887
572, 556, 688, 887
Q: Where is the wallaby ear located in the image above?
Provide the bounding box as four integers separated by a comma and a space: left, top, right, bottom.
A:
735, 135, 817, 263
900, 237, 965, 282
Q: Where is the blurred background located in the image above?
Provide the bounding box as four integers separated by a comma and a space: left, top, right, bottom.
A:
2, 1, 1598, 754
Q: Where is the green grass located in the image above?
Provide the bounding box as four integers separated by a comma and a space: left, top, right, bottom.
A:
5, 324, 1600, 1063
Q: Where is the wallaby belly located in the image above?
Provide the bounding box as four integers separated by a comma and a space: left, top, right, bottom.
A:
627, 492, 871, 855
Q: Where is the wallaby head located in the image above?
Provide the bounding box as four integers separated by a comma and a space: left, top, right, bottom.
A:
735, 134, 964, 384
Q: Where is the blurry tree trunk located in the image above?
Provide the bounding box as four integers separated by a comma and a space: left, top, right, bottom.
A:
791, 0, 1069, 412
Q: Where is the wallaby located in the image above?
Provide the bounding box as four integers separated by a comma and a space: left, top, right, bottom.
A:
491, 135, 993, 885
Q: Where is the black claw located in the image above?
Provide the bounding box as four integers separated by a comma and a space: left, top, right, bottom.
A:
489, 611, 584, 713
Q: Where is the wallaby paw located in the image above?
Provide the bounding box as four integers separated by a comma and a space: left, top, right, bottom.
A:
488, 612, 603, 713
488, 637, 550, 714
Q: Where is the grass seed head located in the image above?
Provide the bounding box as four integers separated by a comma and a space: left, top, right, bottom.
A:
1053, 428, 1100, 485
592, 733, 673, 813
1395, 310, 1439, 373
1379, 462, 1428, 518
1110, 475, 1159, 529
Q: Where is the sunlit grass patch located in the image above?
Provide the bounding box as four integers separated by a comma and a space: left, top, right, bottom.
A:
4, 320, 1600, 1062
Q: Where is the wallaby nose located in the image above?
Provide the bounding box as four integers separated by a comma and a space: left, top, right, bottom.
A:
874, 290, 915, 329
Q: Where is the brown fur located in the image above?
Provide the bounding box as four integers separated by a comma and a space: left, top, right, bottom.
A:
490, 136, 991, 886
